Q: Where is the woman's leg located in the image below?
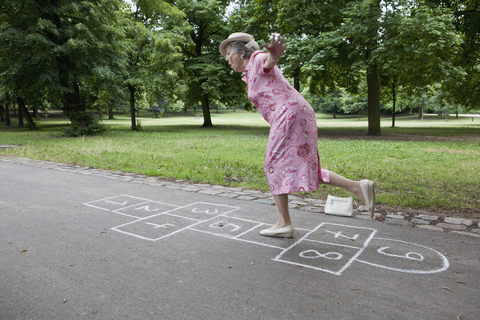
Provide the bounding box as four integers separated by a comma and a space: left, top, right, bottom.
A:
321, 170, 375, 217
260, 193, 295, 238
321, 171, 365, 203
268, 172, 368, 229
268, 194, 292, 230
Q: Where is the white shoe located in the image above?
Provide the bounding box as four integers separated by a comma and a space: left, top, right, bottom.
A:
260, 225, 294, 238
360, 180, 376, 218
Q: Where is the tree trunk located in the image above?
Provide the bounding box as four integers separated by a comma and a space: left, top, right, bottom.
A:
365, 0, 381, 136
0, 105, 4, 122
129, 84, 137, 130
5, 103, 11, 126
366, 62, 381, 136
333, 103, 336, 119
16, 97, 37, 130
419, 105, 424, 120
33, 107, 38, 118
391, 78, 396, 128
18, 103, 24, 128
293, 66, 301, 92
108, 107, 114, 119
201, 92, 213, 127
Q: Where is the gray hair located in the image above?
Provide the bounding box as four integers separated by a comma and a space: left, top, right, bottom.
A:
226, 41, 256, 59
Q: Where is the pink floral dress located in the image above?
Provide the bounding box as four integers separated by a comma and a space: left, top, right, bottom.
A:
243, 51, 330, 195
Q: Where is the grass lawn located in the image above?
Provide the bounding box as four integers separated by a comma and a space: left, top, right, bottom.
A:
1, 109, 479, 218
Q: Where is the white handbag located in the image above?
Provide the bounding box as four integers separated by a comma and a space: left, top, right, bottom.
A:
324, 195, 356, 217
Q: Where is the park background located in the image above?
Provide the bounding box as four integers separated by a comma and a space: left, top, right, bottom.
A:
1, 0, 479, 219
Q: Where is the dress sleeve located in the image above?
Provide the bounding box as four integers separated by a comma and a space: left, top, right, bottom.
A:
250, 51, 272, 76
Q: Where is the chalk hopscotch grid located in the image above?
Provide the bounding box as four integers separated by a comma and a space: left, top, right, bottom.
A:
190, 216, 286, 250
355, 238, 450, 274
83, 195, 450, 275
84, 194, 160, 218
111, 202, 240, 241
272, 223, 377, 275
113, 201, 180, 218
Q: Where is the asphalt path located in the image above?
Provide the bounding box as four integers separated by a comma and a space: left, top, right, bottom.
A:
1, 160, 479, 319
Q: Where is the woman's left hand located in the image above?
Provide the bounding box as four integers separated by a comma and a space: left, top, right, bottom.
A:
263, 32, 286, 69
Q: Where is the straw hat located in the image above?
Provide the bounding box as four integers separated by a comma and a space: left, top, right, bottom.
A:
219, 32, 260, 56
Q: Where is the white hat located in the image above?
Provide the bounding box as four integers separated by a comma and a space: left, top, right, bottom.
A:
219, 32, 260, 56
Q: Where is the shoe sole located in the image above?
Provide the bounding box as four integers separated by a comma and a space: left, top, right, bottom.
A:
259, 232, 294, 238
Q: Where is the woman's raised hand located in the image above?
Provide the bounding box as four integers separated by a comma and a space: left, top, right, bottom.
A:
262, 32, 286, 69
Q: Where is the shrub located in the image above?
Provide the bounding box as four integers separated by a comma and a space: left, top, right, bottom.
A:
63, 112, 107, 137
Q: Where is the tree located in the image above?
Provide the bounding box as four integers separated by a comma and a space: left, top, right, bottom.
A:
122, 0, 188, 130
429, 0, 480, 111
171, 0, 250, 127
0, 0, 126, 132
378, 0, 463, 127
305, 0, 462, 135
229, 0, 345, 92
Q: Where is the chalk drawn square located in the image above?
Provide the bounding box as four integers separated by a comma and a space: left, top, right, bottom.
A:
83, 195, 151, 212
306, 223, 376, 248
191, 216, 262, 239
113, 201, 179, 218
274, 241, 361, 275
112, 214, 198, 241
167, 202, 239, 221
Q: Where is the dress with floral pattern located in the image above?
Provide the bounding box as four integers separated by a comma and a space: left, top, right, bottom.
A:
243, 51, 330, 195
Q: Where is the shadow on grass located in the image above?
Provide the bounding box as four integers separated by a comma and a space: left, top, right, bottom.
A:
2, 111, 478, 142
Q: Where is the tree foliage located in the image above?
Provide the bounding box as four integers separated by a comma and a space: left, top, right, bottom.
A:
123, 0, 188, 130
0, 0, 126, 119
168, 0, 250, 127
428, 0, 480, 110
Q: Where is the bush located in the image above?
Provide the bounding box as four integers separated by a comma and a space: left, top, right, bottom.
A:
63, 112, 107, 137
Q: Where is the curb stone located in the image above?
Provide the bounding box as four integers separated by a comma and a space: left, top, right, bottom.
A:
436, 223, 468, 231
1, 155, 479, 238
444, 217, 473, 226
411, 218, 430, 225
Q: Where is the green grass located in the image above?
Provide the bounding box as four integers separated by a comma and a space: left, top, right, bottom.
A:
1, 109, 479, 217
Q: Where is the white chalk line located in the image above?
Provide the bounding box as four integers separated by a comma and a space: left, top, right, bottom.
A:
273, 223, 327, 262
302, 238, 363, 250
189, 226, 287, 250
336, 228, 377, 275
354, 238, 450, 274
275, 259, 341, 275
110, 202, 238, 230
234, 224, 264, 239
188, 228, 286, 250
161, 212, 201, 222
83, 194, 153, 216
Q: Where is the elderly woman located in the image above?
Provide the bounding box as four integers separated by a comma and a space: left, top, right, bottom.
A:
219, 32, 375, 238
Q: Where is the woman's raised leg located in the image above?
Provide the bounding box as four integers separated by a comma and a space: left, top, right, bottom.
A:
322, 170, 375, 217
322, 171, 364, 202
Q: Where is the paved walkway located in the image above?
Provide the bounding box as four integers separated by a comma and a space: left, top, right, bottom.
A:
1, 154, 478, 238
2, 155, 480, 319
